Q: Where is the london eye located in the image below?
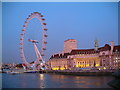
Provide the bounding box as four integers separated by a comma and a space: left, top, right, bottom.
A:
20, 12, 48, 70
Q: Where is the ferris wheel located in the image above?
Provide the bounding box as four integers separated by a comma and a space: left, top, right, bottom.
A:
20, 12, 48, 70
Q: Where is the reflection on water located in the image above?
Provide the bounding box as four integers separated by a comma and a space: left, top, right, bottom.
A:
2, 73, 113, 88
39, 74, 45, 88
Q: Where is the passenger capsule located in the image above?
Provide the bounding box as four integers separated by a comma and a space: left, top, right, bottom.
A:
44, 41, 47, 44
42, 18, 45, 21
43, 48, 46, 50
41, 54, 44, 56
22, 29, 25, 31
23, 25, 26, 27
38, 13, 41, 15
25, 21, 27, 23
40, 15, 43, 17
20, 34, 24, 36
44, 28, 48, 31
26, 18, 29, 20
20, 47, 23, 49
44, 35, 48, 37
34, 12, 38, 14
20, 38, 23, 40
43, 23, 47, 25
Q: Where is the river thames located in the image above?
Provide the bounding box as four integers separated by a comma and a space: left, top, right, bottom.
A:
2, 73, 113, 88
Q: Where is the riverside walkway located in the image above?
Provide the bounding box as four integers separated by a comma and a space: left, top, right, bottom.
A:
46, 69, 117, 76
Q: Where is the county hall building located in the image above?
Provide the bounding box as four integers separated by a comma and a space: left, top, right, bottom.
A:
47, 39, 120, 70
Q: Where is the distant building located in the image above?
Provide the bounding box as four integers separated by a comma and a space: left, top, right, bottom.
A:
47, 40, 120, 70
94, 39, 99, 51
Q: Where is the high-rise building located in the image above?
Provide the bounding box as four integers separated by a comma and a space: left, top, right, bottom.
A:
63, 39, 77, 53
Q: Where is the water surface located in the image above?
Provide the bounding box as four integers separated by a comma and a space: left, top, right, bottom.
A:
2, 73, 113, 88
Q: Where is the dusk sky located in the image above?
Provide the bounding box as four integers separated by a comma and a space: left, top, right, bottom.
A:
2, 2, 118, 63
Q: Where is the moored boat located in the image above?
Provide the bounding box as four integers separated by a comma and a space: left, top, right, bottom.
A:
24, 70, 39, 73
6, 71, 22, 75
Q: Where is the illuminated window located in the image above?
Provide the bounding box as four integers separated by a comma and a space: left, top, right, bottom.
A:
103, 67, 106, 69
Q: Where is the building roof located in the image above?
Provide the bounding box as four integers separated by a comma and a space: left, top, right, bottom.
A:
113, 45, 120, 52
98, 44, 111, 51
64, 39, 76, 42
50, 44, 120, 59
70, 49, 99, 55
50, 53, 70, 59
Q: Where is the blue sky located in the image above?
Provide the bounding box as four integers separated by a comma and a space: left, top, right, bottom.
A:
2, 2, 118, 63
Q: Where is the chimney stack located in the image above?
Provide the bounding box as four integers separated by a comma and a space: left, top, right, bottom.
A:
110, 41, 114, 55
